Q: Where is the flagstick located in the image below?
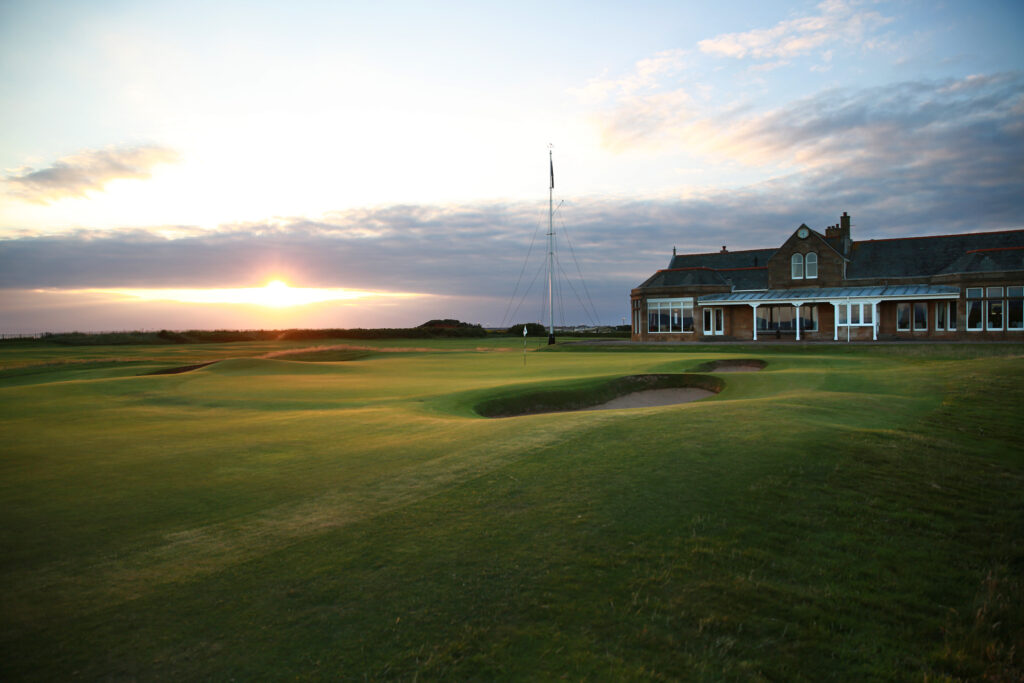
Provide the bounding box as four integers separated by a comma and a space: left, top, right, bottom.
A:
547, 147, 556, 346
522, 325, 527, 366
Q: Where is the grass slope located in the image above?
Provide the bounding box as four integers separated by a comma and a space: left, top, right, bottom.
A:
0, 342, 1021, 680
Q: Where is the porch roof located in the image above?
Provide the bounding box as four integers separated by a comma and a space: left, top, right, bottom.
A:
698, 284, 959, 306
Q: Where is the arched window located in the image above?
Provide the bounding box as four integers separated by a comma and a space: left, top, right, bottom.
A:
805, 252, 818, 279
791, 253, 804, 279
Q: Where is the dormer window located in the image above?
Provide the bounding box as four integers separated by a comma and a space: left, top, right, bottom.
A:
791, 251, 817, 279
791, 253, 804, 279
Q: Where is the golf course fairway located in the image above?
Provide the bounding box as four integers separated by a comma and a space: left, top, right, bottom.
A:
1, 339, 1021, 680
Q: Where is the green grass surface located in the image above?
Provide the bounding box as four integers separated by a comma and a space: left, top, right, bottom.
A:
0, 341, 1021, 680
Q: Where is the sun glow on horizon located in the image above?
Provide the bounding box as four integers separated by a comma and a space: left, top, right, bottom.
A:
60, 282, 427, 308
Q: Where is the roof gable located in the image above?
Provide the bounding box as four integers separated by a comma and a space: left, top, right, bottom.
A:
768, 225, 845, 266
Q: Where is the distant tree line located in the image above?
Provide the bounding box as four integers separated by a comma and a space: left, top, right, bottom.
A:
30, 321, 488, 345
14, 320, 630, 346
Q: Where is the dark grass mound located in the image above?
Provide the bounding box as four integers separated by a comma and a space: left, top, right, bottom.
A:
140, 361, 219, 375
688, 358, 767, 372
474, 373, 724, 418
265, 349, 376, 362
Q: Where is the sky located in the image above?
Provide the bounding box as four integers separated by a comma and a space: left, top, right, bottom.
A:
1, 0, 1023, 332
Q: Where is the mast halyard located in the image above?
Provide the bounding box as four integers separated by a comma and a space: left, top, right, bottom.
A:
547, 147, 556, 345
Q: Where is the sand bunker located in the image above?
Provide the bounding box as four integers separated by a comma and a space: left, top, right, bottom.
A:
474, 373, 724, 418
583, 387, 715, 411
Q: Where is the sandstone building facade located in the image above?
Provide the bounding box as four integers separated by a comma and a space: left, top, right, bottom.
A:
630, 213, 1024, 342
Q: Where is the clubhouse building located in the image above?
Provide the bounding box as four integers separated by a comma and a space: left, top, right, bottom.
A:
630, 213, 1024, 342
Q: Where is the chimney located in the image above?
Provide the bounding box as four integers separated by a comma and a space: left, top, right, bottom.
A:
838, 212, 852, 256
720, 245, 728, 254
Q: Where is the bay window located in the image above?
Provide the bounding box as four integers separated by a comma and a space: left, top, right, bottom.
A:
837, 302, 874, 329
647, 298, 694, 333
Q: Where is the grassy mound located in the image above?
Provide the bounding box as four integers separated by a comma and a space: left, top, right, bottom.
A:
473, 373, 724, 417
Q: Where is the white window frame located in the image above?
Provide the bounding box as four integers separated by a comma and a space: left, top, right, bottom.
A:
1007, 286, 1023, 330
966, 288, 984, 331
805, 252, 818, 279
703, 307, 725, 336
933, 301, 957, 331
836, 302, 873, 328
791, 253, 804, 280
913, 302, 928, 331
986, 286, 1004, 331
896, 302, 911, 331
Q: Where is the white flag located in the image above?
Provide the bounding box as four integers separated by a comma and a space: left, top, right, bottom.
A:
523, 325, 527, 336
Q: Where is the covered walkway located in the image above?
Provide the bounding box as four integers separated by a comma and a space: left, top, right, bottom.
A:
698, 284, 960, 341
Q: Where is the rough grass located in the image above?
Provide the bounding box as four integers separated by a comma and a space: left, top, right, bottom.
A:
0, 341, 1021, 680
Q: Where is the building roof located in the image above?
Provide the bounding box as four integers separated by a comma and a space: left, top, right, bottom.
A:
636, 228, 1024, 294
668, 248, 776, 271
846, 230, 1024, 279
637, 247, 776, 290
637, 265, 769, 290
699, 284, 960, 305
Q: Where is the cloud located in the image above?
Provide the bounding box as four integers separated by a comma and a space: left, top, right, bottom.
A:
571, 48, 689, 107
4, 145, 180, 203
3, 130, 1023, 329
593, 66, 1024, 197
712, 72, 1024, 175
697, 0, 893, 62
2, 72, 1022, 328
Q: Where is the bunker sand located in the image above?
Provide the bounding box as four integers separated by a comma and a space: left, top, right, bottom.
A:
584, 387, 716, 410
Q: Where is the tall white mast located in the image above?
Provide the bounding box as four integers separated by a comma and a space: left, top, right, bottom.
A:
547, 147, 556, 345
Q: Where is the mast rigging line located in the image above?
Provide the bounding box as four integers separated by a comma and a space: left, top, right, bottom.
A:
500, 148, 599, 335
503, 256, 548, 331
555, 210, 601, 327
499, 212, 544, 329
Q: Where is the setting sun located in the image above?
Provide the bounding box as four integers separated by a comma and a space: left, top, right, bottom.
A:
261, 280, 299, 308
